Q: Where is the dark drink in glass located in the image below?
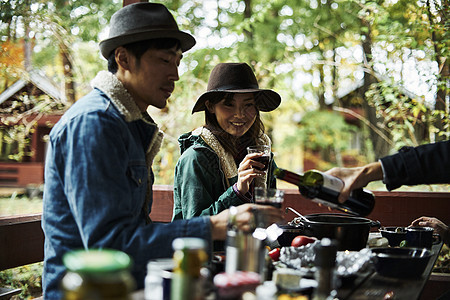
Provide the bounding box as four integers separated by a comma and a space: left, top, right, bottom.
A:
253, 155, 270, 171
254, 200, 282, 208
247, 145, 271, 171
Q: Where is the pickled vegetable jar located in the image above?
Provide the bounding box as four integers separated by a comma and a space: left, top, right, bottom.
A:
61, 249, 135, 300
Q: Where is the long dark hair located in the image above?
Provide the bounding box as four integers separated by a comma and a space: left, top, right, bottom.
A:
204, 93, 265, 160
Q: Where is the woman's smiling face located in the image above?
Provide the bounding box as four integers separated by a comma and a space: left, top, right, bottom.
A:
207, 93, 257, 137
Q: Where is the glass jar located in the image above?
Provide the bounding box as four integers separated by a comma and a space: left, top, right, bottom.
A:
170, 237, 208, 300
61, 249, 135, 300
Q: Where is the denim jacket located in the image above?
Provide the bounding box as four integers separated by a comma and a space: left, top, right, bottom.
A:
42, 71, 211, 299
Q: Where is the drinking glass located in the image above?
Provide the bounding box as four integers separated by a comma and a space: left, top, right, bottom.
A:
254, 187, 284, 208
253, 187, 284, 229
247, 145, 271, 171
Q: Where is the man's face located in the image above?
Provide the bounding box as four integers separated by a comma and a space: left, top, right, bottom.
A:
125, 46, 182, 111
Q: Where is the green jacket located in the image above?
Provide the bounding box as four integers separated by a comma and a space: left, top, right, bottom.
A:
172, 127, 277, 220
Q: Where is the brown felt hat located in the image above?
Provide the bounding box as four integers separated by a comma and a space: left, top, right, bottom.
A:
99, 3, 196, 59
192, 63, 281, 113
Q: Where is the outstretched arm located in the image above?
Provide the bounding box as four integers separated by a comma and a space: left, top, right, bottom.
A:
326, 162, 383, 203
209, 203, 284, 240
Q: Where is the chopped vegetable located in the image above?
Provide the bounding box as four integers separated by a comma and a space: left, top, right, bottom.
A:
291, 235, 317, 247
268, 248, 281, 261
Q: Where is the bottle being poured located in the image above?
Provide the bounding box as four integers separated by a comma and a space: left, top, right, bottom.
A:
273, 167, 375, 216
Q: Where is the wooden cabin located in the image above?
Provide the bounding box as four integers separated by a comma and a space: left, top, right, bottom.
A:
0, 70, 65, 187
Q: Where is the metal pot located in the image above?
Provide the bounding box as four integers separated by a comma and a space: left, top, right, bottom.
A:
278, 213, 380, 250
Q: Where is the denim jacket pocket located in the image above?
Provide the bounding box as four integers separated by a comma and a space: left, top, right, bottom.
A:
127, 162, 148, 216
128, 162, 147, 187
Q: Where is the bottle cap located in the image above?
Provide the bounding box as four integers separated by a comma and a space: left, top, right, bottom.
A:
314, 238, 337, 268
172, 237, 207, 251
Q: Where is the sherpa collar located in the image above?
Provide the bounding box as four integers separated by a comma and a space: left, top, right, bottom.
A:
91, 70, 144, 123
192, 126, 270, 188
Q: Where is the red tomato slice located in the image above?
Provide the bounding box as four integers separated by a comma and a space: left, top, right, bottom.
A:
291, 235, 317, 247
268, 247, 280, 261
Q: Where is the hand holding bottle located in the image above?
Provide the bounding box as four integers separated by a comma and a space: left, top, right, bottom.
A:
274, 167, 375, 216
325, 162, 383, 204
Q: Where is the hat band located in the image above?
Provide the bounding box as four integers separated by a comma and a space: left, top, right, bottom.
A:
210, 83, 259, 92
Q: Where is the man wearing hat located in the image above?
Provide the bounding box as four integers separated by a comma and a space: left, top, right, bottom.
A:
42, 4, 283, 298
172, 62, 282, 223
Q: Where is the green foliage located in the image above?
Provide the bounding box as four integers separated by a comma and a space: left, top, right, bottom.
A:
0, 262, 43, 299
284, 110, 357, 152
0, 0, 448, 182
366, 79, 449, 149
0, 93, 66, 162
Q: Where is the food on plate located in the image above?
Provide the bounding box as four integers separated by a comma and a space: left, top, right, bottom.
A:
268, 248, 281, 261
368, 236, 389, 248
278, 295, 308, 300
291, 235, 317, 247
399, 240, 408, 247
214, 271, 260, 298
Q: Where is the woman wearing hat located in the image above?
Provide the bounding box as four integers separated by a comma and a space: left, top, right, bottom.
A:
172, 62, 281, 221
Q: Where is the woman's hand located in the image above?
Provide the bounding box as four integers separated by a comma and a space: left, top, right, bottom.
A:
236, 153, 266, 194
410, 216, 450, 245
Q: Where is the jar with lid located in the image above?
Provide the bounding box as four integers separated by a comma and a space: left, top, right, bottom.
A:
170, 237, 208, 300
61, 249, 135, 300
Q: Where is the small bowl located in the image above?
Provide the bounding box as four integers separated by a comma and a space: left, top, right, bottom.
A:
379, 226, 407, 247
371, 247, 433, 278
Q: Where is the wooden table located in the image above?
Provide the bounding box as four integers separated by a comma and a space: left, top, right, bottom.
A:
132, 239, 443, 300
338, 240, 443, 300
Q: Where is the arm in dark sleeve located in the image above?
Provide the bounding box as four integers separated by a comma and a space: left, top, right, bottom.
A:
380, 140, 450, 191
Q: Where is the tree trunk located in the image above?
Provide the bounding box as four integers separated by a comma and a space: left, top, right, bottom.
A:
361, 19, 391, 159
427, 0, 448, 142
243, 0, 254, 60
60, 45, 76, 104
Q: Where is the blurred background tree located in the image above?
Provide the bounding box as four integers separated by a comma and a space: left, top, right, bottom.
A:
0, 0, 448, 188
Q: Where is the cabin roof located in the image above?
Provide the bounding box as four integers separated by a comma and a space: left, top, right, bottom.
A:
0, 70, 66, 105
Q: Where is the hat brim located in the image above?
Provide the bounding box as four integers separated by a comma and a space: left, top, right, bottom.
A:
192, 89, 281, 114
99, 29, 196, 59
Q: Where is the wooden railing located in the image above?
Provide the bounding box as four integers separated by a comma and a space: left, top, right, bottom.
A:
1, 186, 449, 298
2, 186, 450, 270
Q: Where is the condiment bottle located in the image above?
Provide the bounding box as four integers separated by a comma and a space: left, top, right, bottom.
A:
274, 167, 375, 216
312, 238, 338, 300
61, 249, 135, 300
145, 258, 174, 300
170, 237, 208, 300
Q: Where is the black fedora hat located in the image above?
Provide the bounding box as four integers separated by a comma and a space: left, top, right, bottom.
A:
192, 63, 281, 113
99, 3, 196, 59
